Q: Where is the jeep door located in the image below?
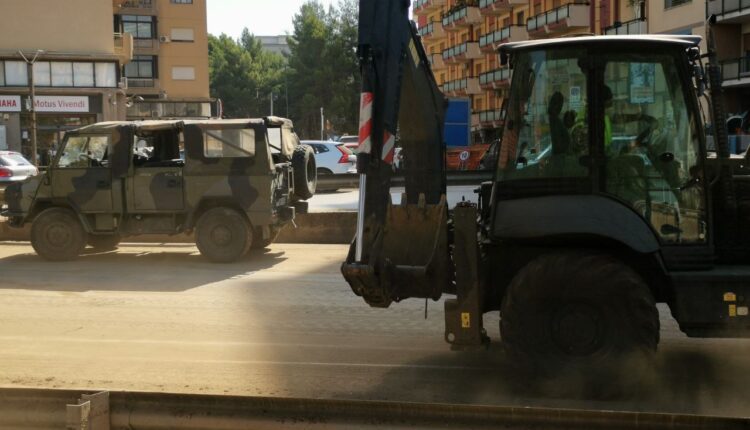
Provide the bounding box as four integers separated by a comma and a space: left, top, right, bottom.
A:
52, 134, 113, 213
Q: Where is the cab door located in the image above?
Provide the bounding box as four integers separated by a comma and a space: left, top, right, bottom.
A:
52, 134, 113, 214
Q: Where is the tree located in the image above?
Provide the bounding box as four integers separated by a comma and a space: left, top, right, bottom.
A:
208, 32, 286, 118
286, 0, 360, 139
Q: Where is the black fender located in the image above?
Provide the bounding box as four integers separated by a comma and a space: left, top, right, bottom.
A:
491, 195, 660, 254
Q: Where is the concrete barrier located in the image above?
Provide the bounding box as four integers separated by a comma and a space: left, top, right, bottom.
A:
0, 212, 357, 245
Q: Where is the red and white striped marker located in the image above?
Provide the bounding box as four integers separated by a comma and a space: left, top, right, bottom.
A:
358, 92, 373, 155
382, 131, 395, 165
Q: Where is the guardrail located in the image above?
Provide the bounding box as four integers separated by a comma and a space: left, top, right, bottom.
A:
3, 387, 748, 429
317, 170, 495, 190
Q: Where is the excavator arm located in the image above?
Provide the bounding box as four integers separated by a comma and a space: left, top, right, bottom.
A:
341, 0, 450, 308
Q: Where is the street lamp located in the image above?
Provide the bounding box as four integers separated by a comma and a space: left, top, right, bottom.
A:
18, 49, 44, 166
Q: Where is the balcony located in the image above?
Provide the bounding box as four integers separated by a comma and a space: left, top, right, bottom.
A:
478, 109, 505, 128
479, 25, 528, 53
708, 0, 750, 23
133, 38, 159, 54
721, 57, 750, 87
418, 21, 446, 40
604, 18, 647, 35
117, 0, 155, 12
479, 0, 527, 14
479, 67, 512, 89
443, 42, 482, 64
527, 2, 590, 37
442, 5, 482, 31
114, 32, 133, 65
413, 0, 447, 14
126, 77, 158, 89
429, 53, 446, 70
442, 77, 482, 96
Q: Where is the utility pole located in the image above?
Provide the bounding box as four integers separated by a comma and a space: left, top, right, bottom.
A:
320, 107, 324, 140
18, 49, 43, 166
270, 92, 274, 116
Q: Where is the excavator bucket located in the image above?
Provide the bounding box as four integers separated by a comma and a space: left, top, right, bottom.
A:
342, 195, 449, 308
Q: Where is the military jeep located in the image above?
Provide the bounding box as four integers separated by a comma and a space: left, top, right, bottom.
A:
2, 117, 316, 262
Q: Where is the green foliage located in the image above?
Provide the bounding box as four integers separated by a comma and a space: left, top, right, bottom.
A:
208, 31, 286, 118
208, 0, 360, 140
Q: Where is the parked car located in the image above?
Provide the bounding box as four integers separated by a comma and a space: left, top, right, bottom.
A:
304, 141, 356, 175
338, 135, 359, 152
0, 151, 38, 184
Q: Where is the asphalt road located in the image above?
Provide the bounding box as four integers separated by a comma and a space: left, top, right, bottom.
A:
0, 242, 749, 418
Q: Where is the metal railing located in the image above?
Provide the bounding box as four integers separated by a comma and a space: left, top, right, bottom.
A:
721, 57, 750, 82
604, 18, 647, 35
707, 0, 750, 16
443, 42, 469, 59
418, 21, 436, 37
479, 27, 510, 48
479, 109, 505, 122
479, 68, 511, 85
121, 0, 154, 8
443, 5, 469, 26
127, 77, 156, 88
442, 78, 469, 92
527, 1, 588, 31
479, 0, 505, 7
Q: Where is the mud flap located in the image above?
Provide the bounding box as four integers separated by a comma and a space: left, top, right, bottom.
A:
342, 194, 449, 308
444, 203, 489, 349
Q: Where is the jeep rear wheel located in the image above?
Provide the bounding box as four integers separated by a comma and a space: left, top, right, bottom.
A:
195, 207, 252, 263
31, 207, 87, 261
88, 234, 121, 251
500, 252, 659, 396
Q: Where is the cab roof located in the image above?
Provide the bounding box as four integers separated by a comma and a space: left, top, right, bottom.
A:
72, 117, 291, 134
499, 34, 702, 53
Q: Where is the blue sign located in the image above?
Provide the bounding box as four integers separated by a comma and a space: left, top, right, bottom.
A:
444, 98, 470, 147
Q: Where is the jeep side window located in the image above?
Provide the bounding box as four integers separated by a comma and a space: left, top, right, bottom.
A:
57, 135, 110, 168
204, 129, 255, 158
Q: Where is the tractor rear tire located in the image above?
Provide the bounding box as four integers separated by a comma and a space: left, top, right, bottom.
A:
31, 207, 87, 261
195, 207, 252, 263
500, 252, 659, 397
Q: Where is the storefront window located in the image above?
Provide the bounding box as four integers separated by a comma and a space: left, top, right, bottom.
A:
4, 61, 28, 86
74, 63, 94, 87
95, 63, 117, 88
51, 62, 73, 87
34, 62, 51, 86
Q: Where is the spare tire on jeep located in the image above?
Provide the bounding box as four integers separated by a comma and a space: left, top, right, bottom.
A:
292, 144, 316, 200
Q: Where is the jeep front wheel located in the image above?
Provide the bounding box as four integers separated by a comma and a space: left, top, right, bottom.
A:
31, 207, 87, 261
195, 207, 252, 263
251, 226, 281, 249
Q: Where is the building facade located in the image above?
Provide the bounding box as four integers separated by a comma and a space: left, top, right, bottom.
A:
414, 0, 620, 149
113, 0, 212, 120
258, 35, 290, 56
707, 0, 750, 118
0, 0, 131, 162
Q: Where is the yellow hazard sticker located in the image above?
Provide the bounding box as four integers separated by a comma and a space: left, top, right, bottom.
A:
724, 292, 737, 302
729, 304, 737, 317
739, 307, 749, 316
461, 312, 471, 328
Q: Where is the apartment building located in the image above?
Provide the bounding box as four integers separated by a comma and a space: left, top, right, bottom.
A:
113, 0, 211, 119
0, 0, 130, 160
707, 0, 750, 116
414, 0, 618, 148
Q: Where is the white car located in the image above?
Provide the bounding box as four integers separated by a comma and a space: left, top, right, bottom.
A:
303, 140, 357, 175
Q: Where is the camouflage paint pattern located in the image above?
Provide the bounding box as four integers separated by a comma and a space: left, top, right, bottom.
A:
3, 118, 305, 237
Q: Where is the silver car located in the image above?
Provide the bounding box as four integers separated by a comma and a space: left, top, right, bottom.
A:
303, 141, 357, 175
0, 151, 38, 184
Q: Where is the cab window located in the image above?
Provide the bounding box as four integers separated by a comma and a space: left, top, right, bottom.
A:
498, 48, 589, 180
603, 54, 705, 243
57, 135, 109, 168
204, 129, 255, 158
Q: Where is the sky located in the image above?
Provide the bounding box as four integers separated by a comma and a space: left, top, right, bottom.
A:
207, 0, 337, 40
